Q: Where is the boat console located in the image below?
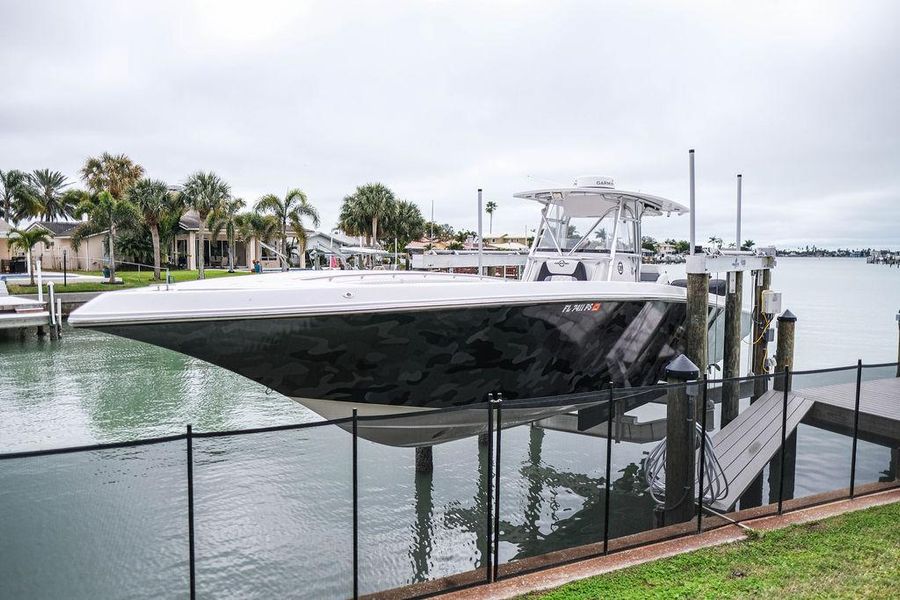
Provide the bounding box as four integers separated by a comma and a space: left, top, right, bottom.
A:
515, 176, 688, 284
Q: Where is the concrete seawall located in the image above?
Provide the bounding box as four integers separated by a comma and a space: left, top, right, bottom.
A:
21, 292, 103, 316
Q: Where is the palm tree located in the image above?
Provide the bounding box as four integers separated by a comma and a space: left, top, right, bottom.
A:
8, 228, 52, 286
485, 201, 498, 234
382, 199, 425, 250
207, 198, 246, 272
342, 183, 396, 247
127, 178, 174, 280
338, 195, 371, 243
0, 169, 39, 225
254, 189, 319, 269
73, 191, 138, 284
741, 239, 756, 251
182, 171, 231, 279
237, 212, 279, 269
80, 153, 145, 200
29, 169, 74, 220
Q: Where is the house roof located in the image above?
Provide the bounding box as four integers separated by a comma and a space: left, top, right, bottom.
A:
178, 210, 202, 230
26, 221, 82, 237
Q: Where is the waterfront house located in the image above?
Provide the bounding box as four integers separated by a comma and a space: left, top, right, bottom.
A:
23, 221, 105, 271
483, 233, 531, 247
173, 211, 359, 270
0, 219, 14, 273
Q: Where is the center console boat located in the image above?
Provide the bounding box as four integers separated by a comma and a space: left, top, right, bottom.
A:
70, 177, 729, 446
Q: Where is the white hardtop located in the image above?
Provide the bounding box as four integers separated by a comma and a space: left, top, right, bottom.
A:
515, 176, 687, 283
514, 175, 688, 217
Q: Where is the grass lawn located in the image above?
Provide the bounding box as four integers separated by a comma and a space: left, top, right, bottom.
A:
527, 501, 900, 600
7, 269, 250, 294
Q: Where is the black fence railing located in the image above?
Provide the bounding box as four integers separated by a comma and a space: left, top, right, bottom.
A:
1, 360, 898, 599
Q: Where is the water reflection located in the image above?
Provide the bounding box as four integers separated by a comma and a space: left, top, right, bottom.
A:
442, 425, 655, 571
410, 469, 435, 581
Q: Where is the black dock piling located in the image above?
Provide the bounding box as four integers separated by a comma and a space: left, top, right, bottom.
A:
415, 446, 433, 473
664, 354, 699, 525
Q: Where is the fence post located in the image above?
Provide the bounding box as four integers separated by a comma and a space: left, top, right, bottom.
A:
850, 359, 863, 498
664, 354, 699, 525
492, 394, 503, 582
697, 376, 709, 533
603, 382, 614, 554
352, 409, 359, 600
485, 394, 494, 583
777, 367, 791, 515
186, 424, 196, 600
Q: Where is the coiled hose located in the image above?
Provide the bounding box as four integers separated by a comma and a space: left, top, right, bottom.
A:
643, 422, 729, 506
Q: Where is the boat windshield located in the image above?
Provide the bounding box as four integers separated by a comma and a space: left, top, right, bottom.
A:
535, 208, 636, 254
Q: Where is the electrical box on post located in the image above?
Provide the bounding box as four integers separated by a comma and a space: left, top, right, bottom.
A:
762, 290, 782, 314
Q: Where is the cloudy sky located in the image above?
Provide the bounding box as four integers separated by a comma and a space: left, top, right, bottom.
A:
2, 0, 898, 248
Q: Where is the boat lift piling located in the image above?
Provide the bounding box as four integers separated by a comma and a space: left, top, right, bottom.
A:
685, 149, 708, 416
722, 175, 744, 427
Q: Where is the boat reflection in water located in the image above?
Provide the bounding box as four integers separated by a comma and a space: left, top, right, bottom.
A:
405, 426, 655, 583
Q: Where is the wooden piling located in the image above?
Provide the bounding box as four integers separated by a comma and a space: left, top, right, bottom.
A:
721, 271, 743, 427
742, 269, 771, 509
751, 269, 772, 399
415, 446, 433, 473
773, 311, 796, 391
36, 325, 46, 337
896, 310, 899, 377
768, 310, 797, 504
664, 354, 699, 525
685, 273, 709, 376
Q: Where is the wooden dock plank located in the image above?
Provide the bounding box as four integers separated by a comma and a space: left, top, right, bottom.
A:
704, 390, 812, 511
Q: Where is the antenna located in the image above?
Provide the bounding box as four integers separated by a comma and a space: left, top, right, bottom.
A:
736, 174, 742, 250
689, 149, 696, 255
477, 189, 483, 275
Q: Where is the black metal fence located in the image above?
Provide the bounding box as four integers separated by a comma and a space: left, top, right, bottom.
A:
1, 360, 898, 599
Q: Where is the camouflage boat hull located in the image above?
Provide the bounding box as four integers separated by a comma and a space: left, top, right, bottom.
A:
95, 298, 709, 445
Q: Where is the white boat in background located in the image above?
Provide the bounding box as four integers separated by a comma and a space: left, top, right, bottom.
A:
70, 176, 732, 446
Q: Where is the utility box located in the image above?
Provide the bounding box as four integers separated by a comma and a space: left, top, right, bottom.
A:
762, 290, 782, 314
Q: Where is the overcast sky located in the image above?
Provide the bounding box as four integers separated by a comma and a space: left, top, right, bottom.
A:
2, 0, 898, 248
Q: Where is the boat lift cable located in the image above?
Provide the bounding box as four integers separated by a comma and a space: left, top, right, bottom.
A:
643, 422, 730, 507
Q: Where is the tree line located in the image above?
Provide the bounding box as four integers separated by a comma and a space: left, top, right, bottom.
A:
641, 236, 756, 253
1, 155, 429, 283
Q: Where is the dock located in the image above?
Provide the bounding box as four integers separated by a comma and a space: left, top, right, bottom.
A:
802, 378, 900, 446
534, 376, 899, 513
704, 388, 812, 511
0, 281, 50, 330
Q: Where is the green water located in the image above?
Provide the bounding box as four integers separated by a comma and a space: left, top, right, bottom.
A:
1, 258, 897, 598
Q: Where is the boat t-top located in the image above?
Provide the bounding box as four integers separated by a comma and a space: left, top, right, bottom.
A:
70, 176, 727, 446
